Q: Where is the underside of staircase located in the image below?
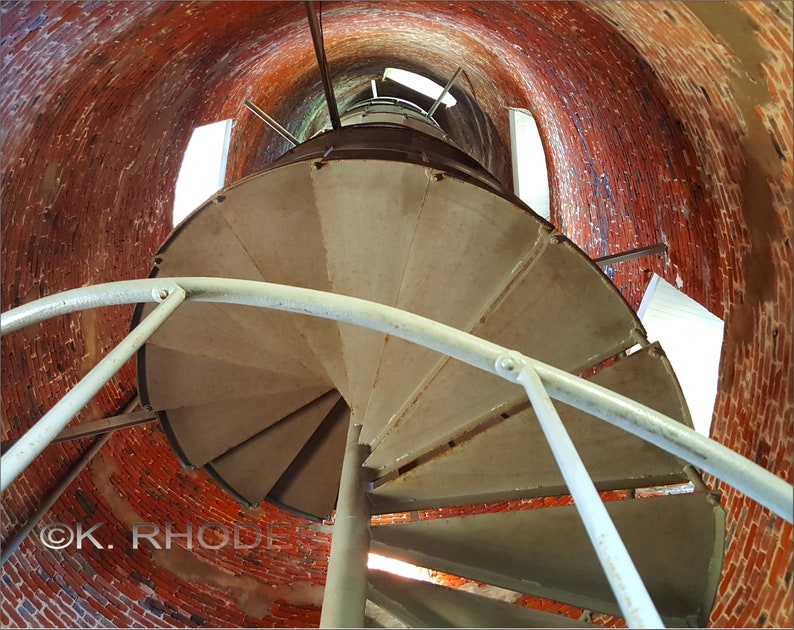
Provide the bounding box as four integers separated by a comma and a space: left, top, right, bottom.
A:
131, 105, 726, 628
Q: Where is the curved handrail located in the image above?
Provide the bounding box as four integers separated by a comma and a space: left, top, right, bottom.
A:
3, 277, 792, 628
2, 277, 792, 523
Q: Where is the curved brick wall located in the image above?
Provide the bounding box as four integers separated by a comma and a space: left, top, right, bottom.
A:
1, 2, 790, 627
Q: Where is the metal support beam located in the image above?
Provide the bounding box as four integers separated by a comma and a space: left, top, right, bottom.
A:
320, 420, 371, 628
515, 364, 664, 628
0, 286, 185, 492
427, 67, 462, 118
243, 99, 300, 146
305, 1, 342, 130
0, 397, 138, 565
1, 432, 112, 564
593, 243, 667, 267
1, 408, 157, 453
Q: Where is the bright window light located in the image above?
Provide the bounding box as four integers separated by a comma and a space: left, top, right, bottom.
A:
367, 553, 431, 582
173, 119, 232, 226
637, 274, 725, 436
509, 108, 550, 220
383, 68, 457, 107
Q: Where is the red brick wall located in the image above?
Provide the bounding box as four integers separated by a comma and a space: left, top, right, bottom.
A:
1, 1, 790, 628
590, 3, 793, 626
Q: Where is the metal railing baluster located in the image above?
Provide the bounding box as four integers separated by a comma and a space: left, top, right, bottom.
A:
515, 362, 664, 628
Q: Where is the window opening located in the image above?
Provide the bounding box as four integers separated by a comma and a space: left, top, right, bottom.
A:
636, 274, 725, 437
509, 108, 550, 220
383, 68, 457, 108
173, 119, 233, 226
367, 552, 431, 582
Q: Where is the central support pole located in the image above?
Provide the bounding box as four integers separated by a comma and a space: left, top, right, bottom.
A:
320, 419, 371, 628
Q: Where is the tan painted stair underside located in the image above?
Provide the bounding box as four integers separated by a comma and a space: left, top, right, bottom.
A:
135, 152, 724, 626
137, 157, 669, 514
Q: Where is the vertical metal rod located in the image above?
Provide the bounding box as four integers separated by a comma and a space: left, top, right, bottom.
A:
370, 79, 378, 98
305, 1, 342, 130
517, 365, 664, 629
593, 243, 667, 267
320, 418, 371, 628
243, 99, 300, 146
426, 67, 462, 118
0, 288, 185, 492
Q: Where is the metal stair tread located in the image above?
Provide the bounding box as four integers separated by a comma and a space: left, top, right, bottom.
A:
141, 344, 327, 411
311, 159, 430, 418
360, 168, 548, 445
370, 344, 692, 513
153, 202, 268, 281
215, 161, 350, 398
267, 397, 350, 520
367, 569, 594, 628
363, 232, 645, 473
370, 492, 725, 626
158, 386, 333, 468
139, 300, 321, 378
206, 390, 343, 505
143, 301, 325, 378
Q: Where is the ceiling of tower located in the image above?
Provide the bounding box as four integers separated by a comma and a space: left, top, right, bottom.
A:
1, 1, 791, 628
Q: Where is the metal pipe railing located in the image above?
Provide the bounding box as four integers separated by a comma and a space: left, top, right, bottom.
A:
517, 364, 663, 627
1, 278, 790, 523
0, 286, 185, 492
1, 277, 792, 628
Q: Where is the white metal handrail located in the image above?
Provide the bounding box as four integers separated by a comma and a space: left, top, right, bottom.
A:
1, 278, 790, 519
1, 278, 792, 627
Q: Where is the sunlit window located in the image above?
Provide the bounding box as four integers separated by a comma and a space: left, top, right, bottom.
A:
367, 553, 431, 582
636, 274, 724, 436
383, 68, 457, 107
509, 108, 550, 220
173, 119, 232, 226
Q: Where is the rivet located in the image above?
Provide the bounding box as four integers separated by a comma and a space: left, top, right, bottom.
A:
499, 357, 516, 372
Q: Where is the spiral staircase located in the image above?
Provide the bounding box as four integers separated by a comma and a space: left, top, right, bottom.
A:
130, 102, 726, 628
3, 6, 793, 627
